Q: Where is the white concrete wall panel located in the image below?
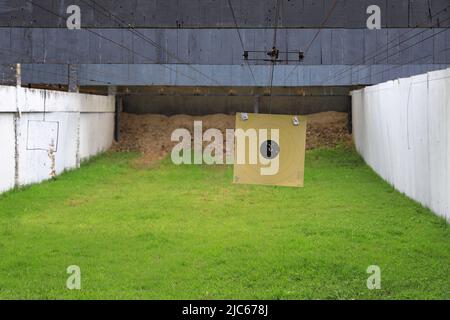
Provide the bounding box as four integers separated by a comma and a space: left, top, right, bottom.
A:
80, 113, 115, 160
428, 69, 450, 220
0, 85, 115, 193
0, 114, 16, 193
352, 68, 450, 221
16, 113, 79, 186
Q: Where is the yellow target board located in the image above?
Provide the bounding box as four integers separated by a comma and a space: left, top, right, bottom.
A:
233, 113, 307, 187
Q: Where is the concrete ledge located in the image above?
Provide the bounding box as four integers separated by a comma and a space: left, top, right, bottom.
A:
0, 86, 115, 113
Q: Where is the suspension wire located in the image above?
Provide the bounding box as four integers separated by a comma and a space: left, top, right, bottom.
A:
0, 44, 132, 84
25, 0, 200, 84
21, 65, 112, 85
272, 0, 282, 48
0, 46, 117, 85
82, 0, 222, 86
1, 49, 186, 89
360, 54, 433, 83
268, 0, 282, 114
226, 0, 257, 86
357, 43, 450, 84
0, 59, 114, 85
282, 0, 338, 85
335, 25, 450, 84
321, 5, 450, 84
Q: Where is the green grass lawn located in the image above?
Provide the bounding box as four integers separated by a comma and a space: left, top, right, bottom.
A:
0, 147, 448, 300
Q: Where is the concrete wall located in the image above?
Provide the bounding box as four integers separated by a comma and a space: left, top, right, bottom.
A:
3, 26, 448, 86
0, 113, 15, 193
3, 28, 449, 66
0, 85, 115, 193
1, 0, 448, 28
351, 67, 450, 221
80, 113, 115, 160
1, 1, 448, 117
20, 62, 450, 87
17, 112, 79, 186
1, 1, 448, 87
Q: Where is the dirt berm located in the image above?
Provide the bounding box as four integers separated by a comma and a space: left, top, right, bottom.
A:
113, 112, 352, 166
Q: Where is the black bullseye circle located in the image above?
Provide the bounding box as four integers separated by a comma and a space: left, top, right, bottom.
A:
260, 140, 280, 159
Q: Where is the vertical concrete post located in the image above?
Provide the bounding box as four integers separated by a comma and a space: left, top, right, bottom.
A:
114, 95, 122, 142
68, 64, 79, 93
109, 86, 121, 142
14, 64, 21, 186
347, 95, 352, 134
108, 86, 117, 96
75, 111, 81, 169
253, 95, 261, 113
15, 63, 21, 87
13, 113, 20, 187
68, 64, 80, 167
